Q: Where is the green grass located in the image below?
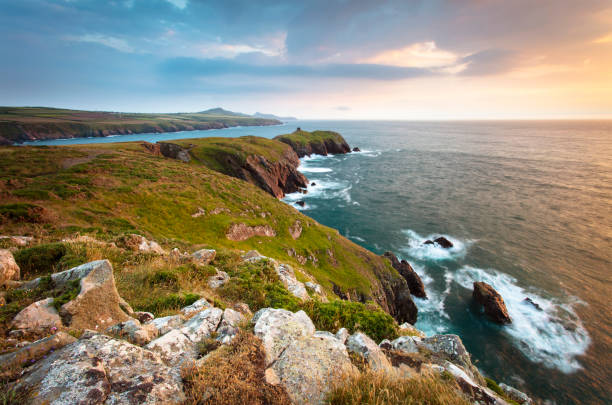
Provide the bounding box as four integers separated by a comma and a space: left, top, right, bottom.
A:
274, 129, 346, 148
0, 137, 405, 319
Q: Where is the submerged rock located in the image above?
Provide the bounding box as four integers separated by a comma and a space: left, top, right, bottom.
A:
296, 200, 305, 207
473, 282, 512, 324
352, 147, 361, 152
0, 249, 20, 286
433, 236, 453, 248
523, 297, 542, 311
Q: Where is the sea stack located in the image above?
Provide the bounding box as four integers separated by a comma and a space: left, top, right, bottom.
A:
383, 252, 427, 298
473, 282, 512, 324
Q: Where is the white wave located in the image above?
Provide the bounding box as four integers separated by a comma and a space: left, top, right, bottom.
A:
400, 229, 470, 261
411, 263, 452, 336
299, 167, 332, 173
454, 266, 590, 373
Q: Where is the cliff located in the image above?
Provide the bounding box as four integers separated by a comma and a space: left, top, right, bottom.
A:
0, 106, 281, 144
274, 129, 351, 157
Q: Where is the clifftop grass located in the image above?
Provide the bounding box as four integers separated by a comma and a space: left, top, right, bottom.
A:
274, 129, 346, 147
0, 138, 400, 300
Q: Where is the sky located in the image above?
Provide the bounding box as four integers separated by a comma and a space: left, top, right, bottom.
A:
1, 0, 611, 119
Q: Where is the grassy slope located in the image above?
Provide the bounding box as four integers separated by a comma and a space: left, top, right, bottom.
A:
0, 139, 398, 298
274, 129, 346, 147
0, 107, 280, 143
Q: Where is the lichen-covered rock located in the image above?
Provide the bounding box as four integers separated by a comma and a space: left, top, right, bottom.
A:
273, 262, 310, 301
346, 332, 391, 372
106, 319, 158, 346
226, 223, 276, 241
118, 234, 166, 255
0, 249, 20, 286
443, 362, 507, 405
305, 281, 323, 295
270, 334, 354, 405
289, 220, 302, 239
207, 269, 229, 289
335, 328, 349, 344
10, 298, 62, 333
148, 315, 185, 335
191, 249, 216, 265
134, 311, 154, 324
180, 307, 223, 342
216, 308, 245, 344
473, 282, 512, 324
16, 333, 185, 404
21, 260, 131, 331
252, 308, 315, 365
145, 329, 195, 364
0, 332, 76, 376
180, 298, 211, 317
398, 322, 426, 338
499, 383, 534, 405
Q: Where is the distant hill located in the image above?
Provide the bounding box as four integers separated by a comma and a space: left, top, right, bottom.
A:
199, 107, 251, 117
254, 112, 298, 121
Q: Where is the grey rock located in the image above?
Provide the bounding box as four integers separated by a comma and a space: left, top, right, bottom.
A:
145, 329, 195, 364
106, 319, 158, 346
148, 315, 185, 335
346, 332, 392, 371
180, 298, 211, 317
11, 298, 62, 333
180, 307, 223, 342
500, 383, 534, 405
207, 269, 229, 289
191, 249, 216, 265
134, 311, 154, 324
0, 332, 76, 373
335, 328, 349, 344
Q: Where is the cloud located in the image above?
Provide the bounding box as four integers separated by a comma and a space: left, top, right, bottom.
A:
66, 34, 135, 53
335, 106, 351, 111
362, 42, 461, 68
165, 0, 188, 9
458, 49, 518, 76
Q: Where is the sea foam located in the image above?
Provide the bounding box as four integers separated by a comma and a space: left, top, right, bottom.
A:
454, 266, 590, 373
400, 229, 470, 261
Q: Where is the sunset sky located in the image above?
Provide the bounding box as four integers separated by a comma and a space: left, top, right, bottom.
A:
1, 0, 611, 119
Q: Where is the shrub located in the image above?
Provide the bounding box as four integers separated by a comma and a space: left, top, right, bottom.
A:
182, 330, 292, 405
13, 243, 67, 279
135, 293, 200, 315
0, 203, 43, 223
327, 369, 472, 405
304, 300, 398, 342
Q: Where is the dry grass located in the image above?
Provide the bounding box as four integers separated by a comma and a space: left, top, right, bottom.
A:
181, 330, 292, 405
326, 369, 472, 405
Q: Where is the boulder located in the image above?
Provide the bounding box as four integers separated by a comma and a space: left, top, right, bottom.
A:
335, 328, 349, 344
352, 147, 361, 152
252, 308, 315, 365
311, 182, 316, 186
216, 308, 245, 344
226, 223, 276, 241
433, 237, 453, 248
443, 362, 507, 405
180, 307, 223, 342
180, 298, 211, 317
16, 333, 185, 404
106, 319, 158, 346
148, 315, 185, 335
0, 249, 20, 286
473, 282, 512, 324
120, 234, 166, 254
296, 200, 305, 207
289, 220, 302, 239
145, 329, 195, 364
273, 262, 310, 301
390, 335, 420, 353
49, 260, 131, 331
346, 332, 392, 371
207, 269, 229, 289
499, 383, 534, 405
383, 252, 427, 298
523, 297, 542, 311
0, 332, 76, 377
269, 334, 354, 405
305, 281, 323, 295
191, 248, 216, 265
420, 334, 482, 383
11, 298, 62, 333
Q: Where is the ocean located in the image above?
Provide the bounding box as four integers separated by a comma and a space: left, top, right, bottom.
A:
24, 120, 612, 404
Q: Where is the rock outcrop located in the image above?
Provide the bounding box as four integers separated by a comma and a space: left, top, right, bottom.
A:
383, 252, 427, 298
21, 260, 131, 331
274, 130, 351, 158
0, 249, 20, 286
473, 282, 512, 324
15, 333, 185, 404
117, 234, 166, 255
226, 223, 276, 241
424, 236, 454, 248
11, 298, 62, 333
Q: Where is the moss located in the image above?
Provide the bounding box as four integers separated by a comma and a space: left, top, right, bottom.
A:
52, 279, 81, 312
485, 377, 520, 405
135, 292, 200, 316
13, 243, 67, 279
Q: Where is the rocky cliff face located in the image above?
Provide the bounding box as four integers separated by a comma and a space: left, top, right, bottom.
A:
143, 140, 308, 199
383, 252, 427, 299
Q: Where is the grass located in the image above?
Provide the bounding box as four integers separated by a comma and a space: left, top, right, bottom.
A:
182, 330, 292, 405
485, 377, 520, 405
274, 129, 346, 148
0, 106, 280, 143
327, 369, 472, 405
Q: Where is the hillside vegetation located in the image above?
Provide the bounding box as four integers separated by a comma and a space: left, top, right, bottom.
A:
0, 137, 402, 310
0, 107, 280, 144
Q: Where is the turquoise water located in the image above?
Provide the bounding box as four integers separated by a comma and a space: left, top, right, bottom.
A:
26, 120, 612, 404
